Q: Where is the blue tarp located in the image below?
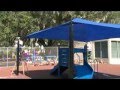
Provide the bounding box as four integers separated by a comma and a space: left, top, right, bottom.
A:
26, 18, 120, 42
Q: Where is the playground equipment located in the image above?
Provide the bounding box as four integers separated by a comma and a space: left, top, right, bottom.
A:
27, 18, 120, 79
50, 45, 94, 79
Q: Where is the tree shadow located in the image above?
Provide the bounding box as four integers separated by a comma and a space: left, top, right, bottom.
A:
93, 72, 120, 79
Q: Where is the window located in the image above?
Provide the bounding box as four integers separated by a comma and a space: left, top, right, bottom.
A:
111, 41, 117, 58
95, 41, 108, 58
101, 41, 108, 58
111, 41, 120, 58
95, 42, 100, 57
118, 42, 120, 58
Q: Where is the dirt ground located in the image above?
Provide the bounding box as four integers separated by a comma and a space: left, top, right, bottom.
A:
90, 63, 120, 79
0, 64, 60, 79
0, 63, 120, 79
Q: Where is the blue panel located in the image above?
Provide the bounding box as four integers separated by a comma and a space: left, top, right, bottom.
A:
58, 48, 86, 67
51, 47, 94, 79
50, 64, 59, 75
50, 64, 68, 76
59, 48, 69, 67
74, 48, 85, 53
27, 18, 120, 42
74, 64, 94, 79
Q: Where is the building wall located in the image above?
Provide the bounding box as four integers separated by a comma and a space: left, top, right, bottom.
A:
93, 38, 120, 64
74, 40, 120, 64
108, 38, 120, 64
92, 40, 109, 64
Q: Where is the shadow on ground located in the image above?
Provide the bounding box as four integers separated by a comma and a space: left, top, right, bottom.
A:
19, 69, 62, 79
13, 69, 120, 79
93, 72, 120, 79
20, 68, 120, 79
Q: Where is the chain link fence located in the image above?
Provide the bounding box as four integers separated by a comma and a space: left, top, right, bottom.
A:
0, 47, 58, 67
0, 46, 88, 67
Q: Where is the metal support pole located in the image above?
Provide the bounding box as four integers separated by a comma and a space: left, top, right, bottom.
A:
58, 43, 60, 77
94, 60, 95, 72
33, 48, 35, 63
16, 40, 19, 75
97, 59, 98, 73
68, 20, 74, 79
84, 44, 88, 65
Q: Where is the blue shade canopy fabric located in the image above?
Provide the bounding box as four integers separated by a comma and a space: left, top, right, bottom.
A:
26, 18, 120, 42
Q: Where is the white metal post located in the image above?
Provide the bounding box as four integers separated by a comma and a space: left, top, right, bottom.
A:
108, 39, 111, 64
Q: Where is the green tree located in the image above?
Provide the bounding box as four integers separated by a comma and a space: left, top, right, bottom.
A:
0, 11, 120, 47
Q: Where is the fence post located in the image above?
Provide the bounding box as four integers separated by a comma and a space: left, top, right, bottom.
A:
57, 46, 59, 63
7, 47, 8, 67
33, 48, 35, 63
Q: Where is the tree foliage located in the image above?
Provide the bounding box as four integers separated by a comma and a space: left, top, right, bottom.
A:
0, 11, 120, 47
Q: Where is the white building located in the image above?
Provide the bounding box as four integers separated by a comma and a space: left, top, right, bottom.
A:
92, 38, 120, 64
74, 38, 120, 64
